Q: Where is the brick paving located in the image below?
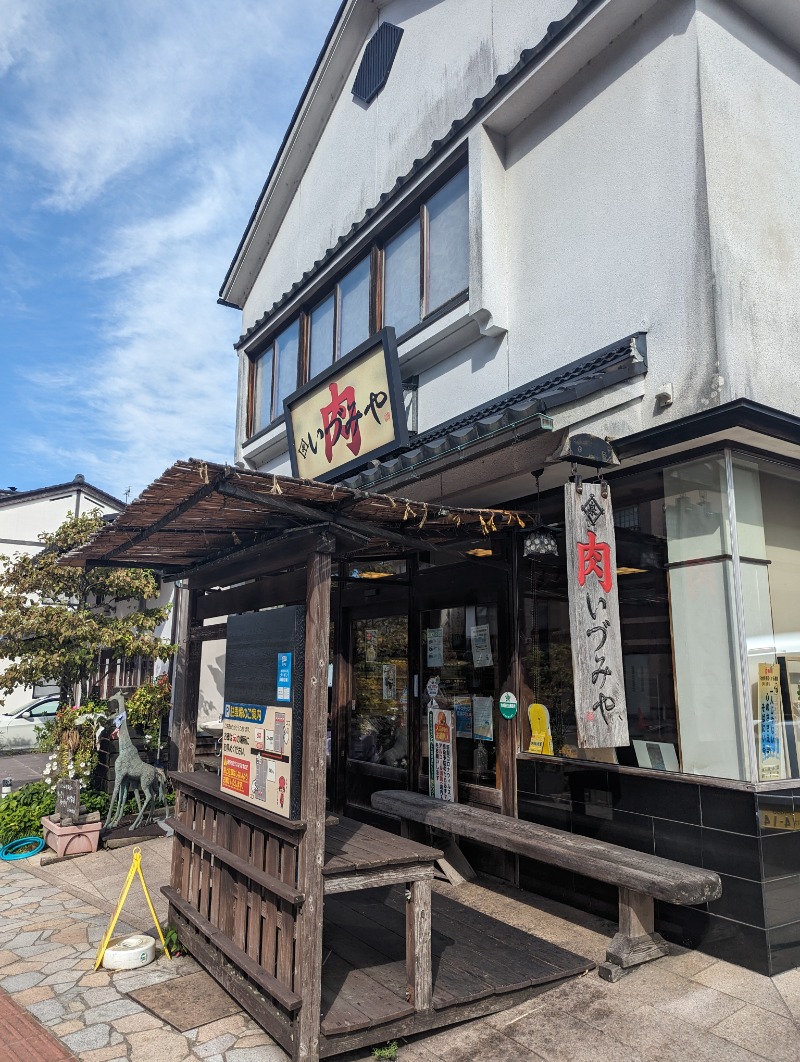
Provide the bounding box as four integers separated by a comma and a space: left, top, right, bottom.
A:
1, 836, 799, 1061
0, 985, 76, 1061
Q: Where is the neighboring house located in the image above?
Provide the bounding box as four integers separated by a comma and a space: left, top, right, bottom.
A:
218, 1, 800, 973
0, 474, 173, 712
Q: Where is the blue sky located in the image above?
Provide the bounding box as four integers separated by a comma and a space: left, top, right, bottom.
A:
0, 0, 340, 501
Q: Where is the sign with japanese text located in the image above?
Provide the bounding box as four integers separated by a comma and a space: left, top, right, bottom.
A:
284, 328, 408, 482
429, 707, 456, 802
220, 701, 294, 817
758, 663, 783, 781
565, 481, 630, 749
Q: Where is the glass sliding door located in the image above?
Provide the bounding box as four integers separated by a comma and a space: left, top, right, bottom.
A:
345, 612, 409, 815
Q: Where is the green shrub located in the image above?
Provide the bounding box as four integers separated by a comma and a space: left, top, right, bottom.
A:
0, 782, 56, 845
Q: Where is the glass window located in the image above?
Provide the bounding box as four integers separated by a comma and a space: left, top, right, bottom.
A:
309, 294, 335, 381
339, 256, 370, 357
734, 455, 800, 780
420, 604, 500, 791
384, 219, 420, 337
252, 346, 274, 435
426, 166, 469, 312
519, 456, 751, 781
274, 320, 300, 416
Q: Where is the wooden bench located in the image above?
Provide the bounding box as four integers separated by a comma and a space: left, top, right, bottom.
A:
372, 790, 722, 981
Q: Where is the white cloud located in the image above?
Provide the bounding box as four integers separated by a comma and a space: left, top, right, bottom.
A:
2, 0, 340, 495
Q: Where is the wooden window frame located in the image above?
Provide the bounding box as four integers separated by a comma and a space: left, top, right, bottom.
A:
244, 158, 468, 446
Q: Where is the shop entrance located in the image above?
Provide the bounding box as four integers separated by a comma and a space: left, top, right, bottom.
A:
345, 609, 410, 817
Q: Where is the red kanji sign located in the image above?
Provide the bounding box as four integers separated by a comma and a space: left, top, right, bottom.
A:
576, 530, 613, 593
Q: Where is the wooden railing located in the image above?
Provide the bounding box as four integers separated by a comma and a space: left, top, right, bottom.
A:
163, 770, 307, 1052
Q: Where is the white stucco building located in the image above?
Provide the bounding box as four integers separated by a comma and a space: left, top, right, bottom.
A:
217, 0, 800, 974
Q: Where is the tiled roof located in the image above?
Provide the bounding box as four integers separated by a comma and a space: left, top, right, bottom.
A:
341, 332, 647, 489
230, 0, 601, 343
0, 478, 124, 511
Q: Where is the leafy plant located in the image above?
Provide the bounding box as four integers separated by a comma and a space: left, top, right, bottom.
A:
126, 675, 172, 754
162, 924, 185, 957
0, 783, 55, 845
372, 1042, 399, 1061
37, 700, 107, 789
0, 510, 176, 707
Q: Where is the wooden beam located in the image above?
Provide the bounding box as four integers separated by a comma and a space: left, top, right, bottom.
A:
189, 622, 227, 643
295, 550, 332, 1062
103, 469, 231, 563
170, 586, 202, 773
217, 482, 477, 566
195, 569, 308, 622
174, 526, 337, 589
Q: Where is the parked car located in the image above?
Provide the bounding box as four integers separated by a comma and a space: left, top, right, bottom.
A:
0, 694, 61, 750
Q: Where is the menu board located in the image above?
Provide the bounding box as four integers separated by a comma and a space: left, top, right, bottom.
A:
221, 703, 294, 817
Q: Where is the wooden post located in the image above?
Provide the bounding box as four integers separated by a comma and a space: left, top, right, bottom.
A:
601, 887, 669, 980
406, 879, 432, 1011
295, 550, 332, 1062
170, 584, 202, 773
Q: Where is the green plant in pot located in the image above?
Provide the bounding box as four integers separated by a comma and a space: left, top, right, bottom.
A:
125, 674, 172, 760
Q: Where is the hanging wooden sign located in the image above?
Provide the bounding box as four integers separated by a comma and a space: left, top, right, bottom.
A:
565, 481, 630, 748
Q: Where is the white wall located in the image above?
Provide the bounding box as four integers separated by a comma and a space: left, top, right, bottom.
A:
242, 0, 575, 332
697, 0, 800, 413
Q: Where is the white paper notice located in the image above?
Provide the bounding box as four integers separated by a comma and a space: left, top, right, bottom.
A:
470, 625, 493, 668
427, 627, 444, 668
472, 696, 494, 741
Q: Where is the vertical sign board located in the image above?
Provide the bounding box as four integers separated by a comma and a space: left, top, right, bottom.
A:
429, 707, 456, 802
221, 608, 306, 820
758, 662, 783, 781
565, 481, 630, 748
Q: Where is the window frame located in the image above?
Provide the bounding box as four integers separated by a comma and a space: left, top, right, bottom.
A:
244, 156, 469, 444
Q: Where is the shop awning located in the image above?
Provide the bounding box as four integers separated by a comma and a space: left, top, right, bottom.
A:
60, 459, 532, 578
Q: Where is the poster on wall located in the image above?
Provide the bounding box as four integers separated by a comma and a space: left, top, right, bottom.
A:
470, 625, 493, 668
565, 481, 630, 749
453, 695, 473, 738
382, 663, 397, 700
472, 696, 494, 741
428, 707, 456, 802
758, 663, 783, 781
220, 702, 294, 817
426, 628, 444, 668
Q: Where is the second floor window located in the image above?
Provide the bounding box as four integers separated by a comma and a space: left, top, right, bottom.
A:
246, 161, 469, 441
252, 318, 300, 434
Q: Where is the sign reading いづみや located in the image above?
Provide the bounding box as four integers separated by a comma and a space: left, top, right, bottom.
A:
284, 327, 408, 483
565, 481, 630, 749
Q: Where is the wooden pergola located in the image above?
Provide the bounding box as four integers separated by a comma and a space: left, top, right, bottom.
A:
61, 460, 589, 1060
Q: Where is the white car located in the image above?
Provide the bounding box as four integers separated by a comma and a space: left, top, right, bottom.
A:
0, 695, 61, 750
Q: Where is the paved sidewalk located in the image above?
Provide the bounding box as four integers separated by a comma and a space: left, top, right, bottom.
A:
2, 837, 800, 1061
0, 751, 49, 790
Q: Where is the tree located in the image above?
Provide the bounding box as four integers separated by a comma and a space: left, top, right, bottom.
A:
0, 510, 176, 706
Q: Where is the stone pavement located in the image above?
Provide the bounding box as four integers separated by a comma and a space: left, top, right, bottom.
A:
2, 836, 800, 1062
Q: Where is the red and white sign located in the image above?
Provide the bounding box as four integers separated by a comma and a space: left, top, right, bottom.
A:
565, 481, 630, 749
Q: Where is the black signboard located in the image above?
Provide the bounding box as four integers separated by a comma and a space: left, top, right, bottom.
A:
55, 778, 81, 825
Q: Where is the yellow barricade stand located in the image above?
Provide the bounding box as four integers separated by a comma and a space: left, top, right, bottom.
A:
94, 846, 171, 971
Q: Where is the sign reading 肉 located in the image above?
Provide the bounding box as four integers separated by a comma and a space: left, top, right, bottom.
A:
284, 328, 408, 482
428, 707, 456, 802
220, 702, 294, 817
565, 481, 630, 749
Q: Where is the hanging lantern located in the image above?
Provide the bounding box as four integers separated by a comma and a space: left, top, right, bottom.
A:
524, 526, 558, 557
524, 468, 558, 556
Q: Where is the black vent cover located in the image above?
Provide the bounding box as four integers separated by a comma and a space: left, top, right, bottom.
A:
352, 22, 403, 104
